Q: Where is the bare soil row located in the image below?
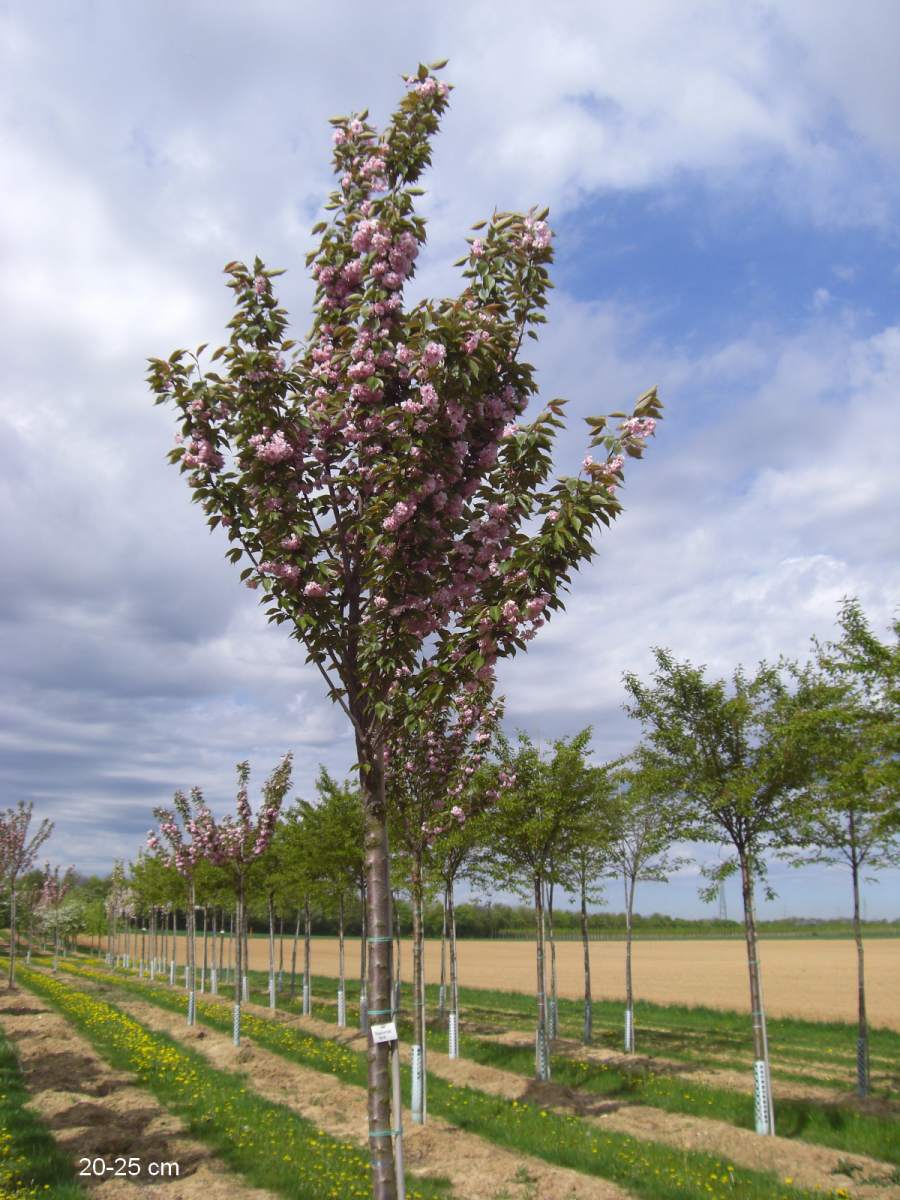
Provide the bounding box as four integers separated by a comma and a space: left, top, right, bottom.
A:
48, 965, 900, 1200
0, 985, 276, 1200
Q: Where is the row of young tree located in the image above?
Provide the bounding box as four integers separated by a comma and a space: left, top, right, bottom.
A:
6, 596, 893, 1145
0, 803, 78, 980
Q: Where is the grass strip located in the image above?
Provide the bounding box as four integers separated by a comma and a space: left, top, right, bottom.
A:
253, 983, 857, 1095
253, 973, 865, 1093
78, 949, 898, 1075
54, 960, 849, 1200
269, 962, 898, 1076
203, 963, 896, 1165
417, 982, 900, 1063
410, 1024, 900, 1167
0, 1022, 85, 1200
70, 953, 900, 1146
15, 965, 448, 1200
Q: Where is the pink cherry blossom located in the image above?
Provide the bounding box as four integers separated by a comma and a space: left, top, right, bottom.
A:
622, 416, 656, 439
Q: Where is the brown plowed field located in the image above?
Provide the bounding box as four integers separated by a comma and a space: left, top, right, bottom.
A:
105, 934, 900, 1028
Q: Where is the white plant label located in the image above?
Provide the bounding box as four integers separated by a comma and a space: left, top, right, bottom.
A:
370, 1021, 398, 1044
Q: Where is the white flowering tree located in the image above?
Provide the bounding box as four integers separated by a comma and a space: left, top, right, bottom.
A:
1, 802, 53, 987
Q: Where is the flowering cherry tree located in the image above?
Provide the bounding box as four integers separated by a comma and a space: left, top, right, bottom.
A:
1, 801, 53, 987
39, 863, 75, 972
148, 788, 210, 1025
385, 686, 509, 1123
105, 860, 131, 964
150, 758, 292, 1044
148, 61, 661, 1196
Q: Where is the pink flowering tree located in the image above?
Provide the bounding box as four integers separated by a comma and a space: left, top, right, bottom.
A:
1, 801, 53, 987
148, 788, 211, 1025
148, 61, 661, 1196
155, 757, 293, 1044
39, 863, 75, 972
385, 685, 509, 1123
104, 860, 130, 964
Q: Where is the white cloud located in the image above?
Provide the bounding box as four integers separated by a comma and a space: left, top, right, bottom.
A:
501, 309, 900, 740
1, 3, 897, 908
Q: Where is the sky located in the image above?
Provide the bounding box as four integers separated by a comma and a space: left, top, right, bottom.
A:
1, 1, 898, 919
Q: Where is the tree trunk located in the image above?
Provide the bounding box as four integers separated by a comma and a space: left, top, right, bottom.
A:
230, 909, 236, 983
6, 883, 17, 987
580, 871, 593, 1044
739, 852, 775, 1135
217, 908, 225, 988
278, 915, 284, 991
303, 897, 312, 1015
393, 893, 402, 1015
849, 816, 870, 1097
338, 892, 347, 1026
201, 906, 208, 992
233, 881, 244, 1045
533, 874, 549, 1080
624, 872, 635, 1053
186, 879, 196, 1025
242, 905, 249, 1002
290, 908, 300, 1001
362, 754, 399, 1198
439, 886, 448, 1021
546, 879, 558, 1040
447, 879, 460, 1059
267, 892, 277, 1010
419, 884, 427, 1111
410, 851, 426, 1124
359, 881, 369, 1031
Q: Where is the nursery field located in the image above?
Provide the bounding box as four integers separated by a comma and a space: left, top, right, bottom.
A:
7, 947, 898, 1200
112, 932, 900, 1029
